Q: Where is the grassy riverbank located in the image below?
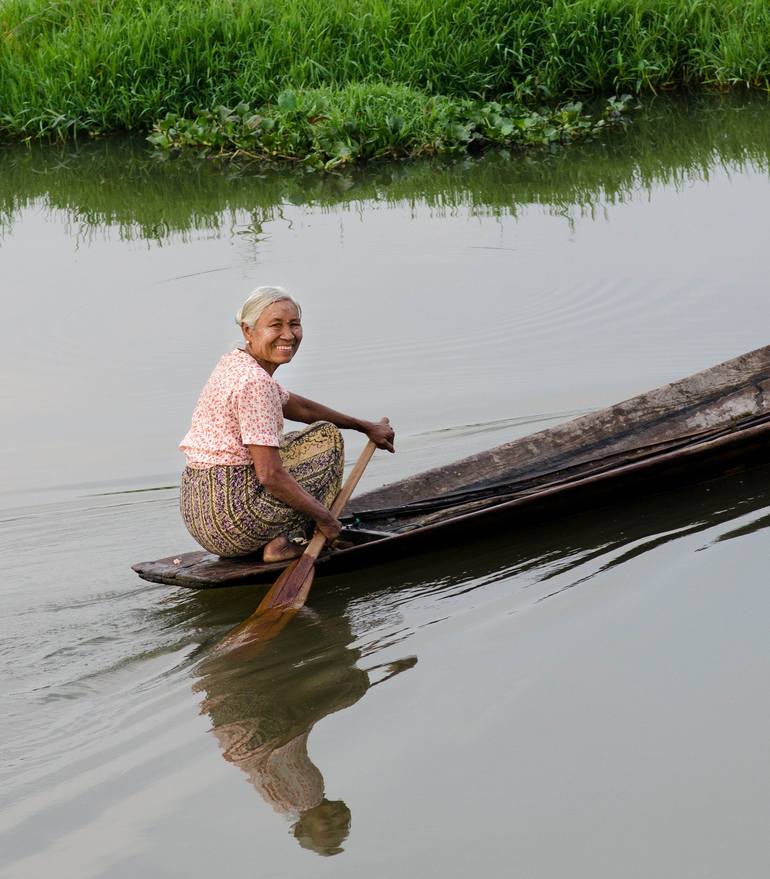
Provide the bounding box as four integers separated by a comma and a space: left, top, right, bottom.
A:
2, 0, 769, 160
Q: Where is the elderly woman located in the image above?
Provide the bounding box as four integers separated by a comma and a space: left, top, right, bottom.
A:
180, 286, 395, 562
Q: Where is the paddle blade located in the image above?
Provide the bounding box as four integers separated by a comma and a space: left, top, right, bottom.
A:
212, 551, 316, 655
214, 605, 299, 655
257, 553, 317, 612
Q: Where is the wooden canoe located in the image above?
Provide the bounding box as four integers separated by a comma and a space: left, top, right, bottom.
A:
133, 344, 770, 589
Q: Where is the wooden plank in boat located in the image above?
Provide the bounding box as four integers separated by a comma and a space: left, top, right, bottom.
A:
133, 550, 287, 588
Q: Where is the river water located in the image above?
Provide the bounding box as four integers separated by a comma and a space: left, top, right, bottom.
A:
2, 96, 770, 877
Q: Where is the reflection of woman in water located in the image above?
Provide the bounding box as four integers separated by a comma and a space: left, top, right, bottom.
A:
194, 611, 415, 856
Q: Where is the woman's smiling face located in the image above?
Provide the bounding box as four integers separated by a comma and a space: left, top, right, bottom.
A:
242, 300, 303, 372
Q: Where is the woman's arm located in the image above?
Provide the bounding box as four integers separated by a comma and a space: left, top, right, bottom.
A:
283, 394, 395, 452
248, 444, 341, 540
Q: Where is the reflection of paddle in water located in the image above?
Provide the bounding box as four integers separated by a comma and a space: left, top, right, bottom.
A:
194, 610, 416, 856
210, 439, 381, 654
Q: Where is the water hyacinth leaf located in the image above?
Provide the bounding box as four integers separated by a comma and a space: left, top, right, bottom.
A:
560, 102, 583, 120
146, 131, 168, 147
277, 91, 297, 113
145, 86, 631, 164
448, 122, 472, 142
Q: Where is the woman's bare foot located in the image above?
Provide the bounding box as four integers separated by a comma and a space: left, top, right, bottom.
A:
262, 536, 304, 563
330, 538, 355, 551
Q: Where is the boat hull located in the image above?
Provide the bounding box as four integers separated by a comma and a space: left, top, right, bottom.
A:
132, 416, 770, 588
132, 344, 770, 589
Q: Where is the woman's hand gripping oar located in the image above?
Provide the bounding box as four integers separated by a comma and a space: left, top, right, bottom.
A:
260, 437, 377, 611
216, 435, 380, 653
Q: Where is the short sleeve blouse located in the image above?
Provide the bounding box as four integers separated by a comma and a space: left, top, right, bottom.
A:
180, 349, 290, 467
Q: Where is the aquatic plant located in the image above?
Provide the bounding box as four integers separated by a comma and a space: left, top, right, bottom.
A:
147, 86, 629, 167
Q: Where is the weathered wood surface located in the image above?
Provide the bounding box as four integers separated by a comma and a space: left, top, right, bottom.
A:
133, 550, 287, 588
132, 344, 770, 589
347, 344, 770, 514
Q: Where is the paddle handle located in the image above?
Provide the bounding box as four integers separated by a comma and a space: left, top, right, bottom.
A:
304, 439, 377, 561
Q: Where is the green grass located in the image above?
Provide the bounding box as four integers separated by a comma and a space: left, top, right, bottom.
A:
1, 0, 770, 155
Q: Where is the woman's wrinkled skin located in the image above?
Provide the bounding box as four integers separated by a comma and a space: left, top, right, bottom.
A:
241, 299, 304, 376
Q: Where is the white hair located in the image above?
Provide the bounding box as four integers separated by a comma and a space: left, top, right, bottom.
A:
235, 286, 302, 328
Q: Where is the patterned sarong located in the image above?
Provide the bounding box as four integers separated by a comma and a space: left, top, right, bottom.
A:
180, 421, 344, 558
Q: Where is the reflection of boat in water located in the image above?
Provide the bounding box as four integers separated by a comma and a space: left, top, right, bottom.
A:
135, 344, 770, 588
193, 611, 415, 856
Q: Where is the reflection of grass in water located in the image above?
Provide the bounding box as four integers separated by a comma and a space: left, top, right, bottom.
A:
1, 96, 769, 242
2, 0, 770, 139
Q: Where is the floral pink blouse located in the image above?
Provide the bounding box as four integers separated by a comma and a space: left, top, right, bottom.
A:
180, 349, 290, 467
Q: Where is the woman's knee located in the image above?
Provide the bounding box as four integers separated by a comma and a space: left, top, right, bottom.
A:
308, 421, 344, 453
309, 420, 342, 437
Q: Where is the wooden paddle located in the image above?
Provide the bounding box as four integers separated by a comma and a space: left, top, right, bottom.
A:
257, 437, 378, 611
215, 437, 379, 654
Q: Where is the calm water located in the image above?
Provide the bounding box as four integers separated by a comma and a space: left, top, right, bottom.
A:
2, 96, 770, 877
